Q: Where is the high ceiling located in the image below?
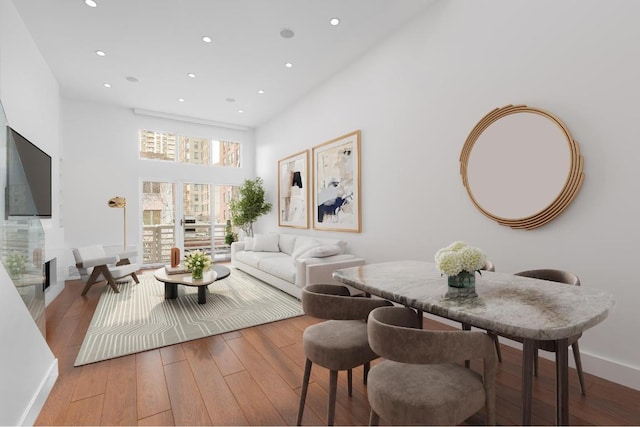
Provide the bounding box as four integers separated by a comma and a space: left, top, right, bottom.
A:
14, 0, 433, 129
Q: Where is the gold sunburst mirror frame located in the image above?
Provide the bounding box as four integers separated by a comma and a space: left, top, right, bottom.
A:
460, 105, 584, 230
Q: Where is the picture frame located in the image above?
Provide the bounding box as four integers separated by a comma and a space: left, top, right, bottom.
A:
312, 130, 361, 232
278, 150, 309, 228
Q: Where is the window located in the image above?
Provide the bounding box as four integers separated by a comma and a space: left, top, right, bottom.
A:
143, 210, 161, 225
139, 130, 177, 161
143, 182, 161, 193
140, 130, 241, 168
180, 135, 209, 165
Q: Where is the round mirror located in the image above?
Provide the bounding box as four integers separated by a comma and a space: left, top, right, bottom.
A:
460, 105, 583, 229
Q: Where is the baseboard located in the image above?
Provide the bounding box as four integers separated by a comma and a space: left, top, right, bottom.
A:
579, 351, 640, 391
19, 358, 58, 426
45, 281, 64, 306
423, 313, 640, 391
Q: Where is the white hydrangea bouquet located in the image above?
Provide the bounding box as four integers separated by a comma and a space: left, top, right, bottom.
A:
184, 250, 212, 280
434, 241, 486, 288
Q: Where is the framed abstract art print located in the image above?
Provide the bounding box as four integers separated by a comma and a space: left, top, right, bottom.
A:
312, 130, 361, 232
278, 150, 309, 228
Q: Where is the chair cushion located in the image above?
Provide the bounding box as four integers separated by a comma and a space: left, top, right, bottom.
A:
76, 245, 106, 262
367, 360, 486, 425
303, 319, 376, 371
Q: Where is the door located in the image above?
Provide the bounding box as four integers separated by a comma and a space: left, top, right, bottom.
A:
142, 181, 238, 266
181, 182, 212, 256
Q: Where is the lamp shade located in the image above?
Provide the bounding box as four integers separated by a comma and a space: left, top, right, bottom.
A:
108, 196, 126, 208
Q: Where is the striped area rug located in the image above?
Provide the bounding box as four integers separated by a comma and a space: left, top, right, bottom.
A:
74, 268, 303, 366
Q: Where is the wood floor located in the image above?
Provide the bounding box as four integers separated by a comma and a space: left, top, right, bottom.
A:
36, 275, 640, 426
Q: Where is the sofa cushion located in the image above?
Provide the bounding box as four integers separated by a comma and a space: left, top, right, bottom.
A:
244, 236, 255, 251
301, 244, 342, 258
279, 234, 297, 255
258, 256, 296, 283
235, 250, 285, 268
253, 233, 280, 252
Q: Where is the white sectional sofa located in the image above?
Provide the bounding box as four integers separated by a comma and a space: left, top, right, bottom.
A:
231, 232, 365, 299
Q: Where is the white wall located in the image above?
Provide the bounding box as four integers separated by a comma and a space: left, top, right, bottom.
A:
0, 1, 59, 424
255, 0, 640, 390
61, 99, 255, 271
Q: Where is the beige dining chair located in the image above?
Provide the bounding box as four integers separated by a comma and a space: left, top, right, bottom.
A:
507, 269, 587, 395
297, 284, 392, 426
366, 306, 496, 425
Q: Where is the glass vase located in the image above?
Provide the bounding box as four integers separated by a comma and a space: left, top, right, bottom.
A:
447, 271, 476, 288
191, 267, 204, 280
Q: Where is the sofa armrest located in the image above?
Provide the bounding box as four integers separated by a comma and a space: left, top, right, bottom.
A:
231, 241, 245, 262
295, 255, 365, 288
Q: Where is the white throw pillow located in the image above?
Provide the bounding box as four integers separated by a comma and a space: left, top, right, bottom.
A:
278, 234, 297, 255
252, 233, 280, 252
291, 239, 320, 264
243, 237, 254, 251
301, 244, 342, 258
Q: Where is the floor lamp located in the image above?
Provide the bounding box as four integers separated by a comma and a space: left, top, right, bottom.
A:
108, 196, 127, 251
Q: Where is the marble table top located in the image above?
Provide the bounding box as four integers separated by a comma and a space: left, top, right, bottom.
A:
333, 260, 614, 340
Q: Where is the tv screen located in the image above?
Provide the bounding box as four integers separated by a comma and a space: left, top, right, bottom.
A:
6, 126, 52, 218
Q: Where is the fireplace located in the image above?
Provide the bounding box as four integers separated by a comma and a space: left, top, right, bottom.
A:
43, 258, 55, 292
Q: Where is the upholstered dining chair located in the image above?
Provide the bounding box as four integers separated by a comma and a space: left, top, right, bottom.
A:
72, 245, 140, 296
366, 306, 496, 426
506, 269, 587, 395
297, 284, 392, 426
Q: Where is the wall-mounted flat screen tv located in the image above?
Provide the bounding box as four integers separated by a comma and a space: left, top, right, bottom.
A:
5, 126, 52, 218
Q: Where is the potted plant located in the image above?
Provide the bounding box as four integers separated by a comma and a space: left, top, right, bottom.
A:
229, 177, 272, 237
224, 219, 237, 245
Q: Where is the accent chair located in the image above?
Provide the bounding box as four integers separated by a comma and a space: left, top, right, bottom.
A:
72, 245, 140, 296
296, 284, 392, 426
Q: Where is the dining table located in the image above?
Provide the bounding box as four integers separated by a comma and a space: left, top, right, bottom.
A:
332, 260, 614, 426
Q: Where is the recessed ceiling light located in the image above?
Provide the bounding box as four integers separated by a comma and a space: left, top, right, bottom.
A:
279, 28, 295, 39
85, 0, 97, 7
103, 83, 111, 88
202, 36, 212, 43
285, 62, 293, 68
257, 90, 265, 94
125, 76, 139, 82
330, 18, 340, 26
95, 50, 106, 57
187, 72, 196, 78
178, 98, 185, 102
226, 98, 236, 103
238, 109, 244, 113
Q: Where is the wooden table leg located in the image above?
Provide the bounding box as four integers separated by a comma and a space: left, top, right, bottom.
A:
556, 338, 569, 425
462, 323, 472, 368
522, 338, 535, 425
